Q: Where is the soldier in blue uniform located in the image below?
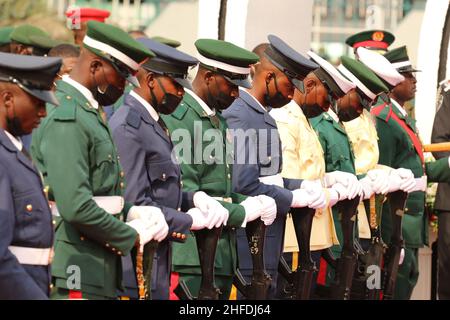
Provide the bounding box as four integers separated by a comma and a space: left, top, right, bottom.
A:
222, 35, 332, 298
0, 52, 62, 299
110, 38, 227, 299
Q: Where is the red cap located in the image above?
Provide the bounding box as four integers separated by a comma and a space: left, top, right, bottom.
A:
66, 7, 111, 25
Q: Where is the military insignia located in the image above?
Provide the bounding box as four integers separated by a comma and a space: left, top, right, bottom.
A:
372, 31, 384, 42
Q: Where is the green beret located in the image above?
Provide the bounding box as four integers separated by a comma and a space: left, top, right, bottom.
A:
338, 56, 388, 101
0, 26, 14, 46
10, 24, 58, 50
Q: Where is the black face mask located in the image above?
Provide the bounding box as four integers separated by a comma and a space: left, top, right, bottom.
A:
92, 67, 124, 106
264, 74, 290, 109
300, 87, 325, 119
150, 77, 182, 115
337, 107, 360, 122
206, 76, 235, 111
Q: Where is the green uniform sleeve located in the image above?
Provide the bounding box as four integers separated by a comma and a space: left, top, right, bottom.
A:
426, 157, 450, 183
40, 120, 137, 255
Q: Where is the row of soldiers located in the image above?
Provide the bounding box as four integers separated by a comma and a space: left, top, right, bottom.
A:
1, 8, 449, 300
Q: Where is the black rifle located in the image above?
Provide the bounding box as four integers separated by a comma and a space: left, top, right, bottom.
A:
331, 196, 361, 300
132, 240, 158, 300
174, 227, 223, 300
278, 207, 317, 299
351, 194, 387, 300
382, 190, 407, 300
233, 219, 272, 299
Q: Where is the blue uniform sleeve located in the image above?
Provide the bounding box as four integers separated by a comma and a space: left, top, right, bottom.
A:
112, 124, 192, 241
0, 165, 48, 299
224, 109, 293, 216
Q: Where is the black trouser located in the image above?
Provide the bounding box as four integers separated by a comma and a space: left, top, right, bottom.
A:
438, 211, 450, 300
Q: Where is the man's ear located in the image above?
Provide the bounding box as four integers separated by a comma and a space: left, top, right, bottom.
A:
265, 71, 274, 84
204, 71, 214, 85
304, 77, 316, 94
90, 59, 103, 74
1, 90, 14, 111
146, 71, 155, 88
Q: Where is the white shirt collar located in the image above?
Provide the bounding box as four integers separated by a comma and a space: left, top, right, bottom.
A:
391, 98, 407, 117
62, 75, 99, 110
185, 88, 215, 116
327, 108, 340, 122
129, 90, 159, 122
4, 130, 23, 151
244, 89, 267, 112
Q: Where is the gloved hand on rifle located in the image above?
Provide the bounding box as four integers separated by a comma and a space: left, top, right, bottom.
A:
366, 169, 391, 194
388, 168, 416, 193
193, 191, 229, 228
327, 183, 345, 206
239, 195, 277, 227
127, 206, 169, 242
324, 171, 362, 200
185, 208, 208, 231
358, 176, 375, 200
291, 179, 327, 209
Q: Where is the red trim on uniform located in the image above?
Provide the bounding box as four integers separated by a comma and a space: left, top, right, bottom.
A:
390, 110, 425, 164
69, 290, 82, 299
169, 272, 180, 300
317, 257, 327, 285
353, 40, 389, 49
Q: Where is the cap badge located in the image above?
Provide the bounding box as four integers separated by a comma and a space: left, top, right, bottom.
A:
372, 31, 384, 42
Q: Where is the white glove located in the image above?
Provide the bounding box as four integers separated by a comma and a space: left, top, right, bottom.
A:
240, 196, 263, 227
366, 169, 390, 194
291, 189, 310, 208
327, 187, 341, 207
359, 176, 375, 200
324, 171, 362, 199
399, 247, 405, 265
127, 205, 163, 222
256, 195, 277, 226
300, 179, 322, 190
193, 191, 229, 228
126, 219, 156, 250
127, 206, 169, 242
390, 168, 416, 193
185, 208, 208, 231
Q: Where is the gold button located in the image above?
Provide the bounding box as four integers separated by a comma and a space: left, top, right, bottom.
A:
405, 208, 409, 212
227, 174, 231, 179
172, 232, 177, 238
80, 236, 85, 241
177, 207, 181, 211
120, 182, 124, 189
52, 220, 56, 225
181, 234, 186, 240
120, 171, 125, 178
118, 251, 122, 256
50, 284, 54, 289
26, 204, 33, 212
112, 248, 116, 252
108, 154, 112, 160
180, 181, 183, 187
106, 243, 110, 248
162, 173, 166, 180
176, 233, 181, 238
268, 156, 272, 161
66, 96, 71, 100
117, 155, 120, 160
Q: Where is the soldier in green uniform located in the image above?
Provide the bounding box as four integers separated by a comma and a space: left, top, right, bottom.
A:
9, 24, 59, 56
31, 21, 170, 300
358, 46, 450, 299
0, 26, 14, 53
162, 39, 277, 299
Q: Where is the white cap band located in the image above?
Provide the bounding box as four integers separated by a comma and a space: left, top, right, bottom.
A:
337, 64, 376, 100
197, 53, 250, 75
391, 60, 412, 69
83, 35, 140, 71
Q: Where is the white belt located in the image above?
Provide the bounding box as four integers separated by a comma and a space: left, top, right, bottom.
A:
411, 176, 427, 192
259, 174, 284, 188
50, 196, 124, 217
213, 197, 233, 203
9, 246, 53, 266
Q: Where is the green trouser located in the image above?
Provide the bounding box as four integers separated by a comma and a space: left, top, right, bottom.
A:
51, 287, 115, 300
394, 247, 419, 300
178, 273, 233, 300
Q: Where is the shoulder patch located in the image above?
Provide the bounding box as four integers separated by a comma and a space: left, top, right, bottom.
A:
171, 102, 189, 120
371, 102, 391, 122
126, 108, 141, 129
53, 96, 77, 121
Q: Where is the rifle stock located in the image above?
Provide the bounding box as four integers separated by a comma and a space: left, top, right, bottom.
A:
382, 190, 407, 300
134, 240, 158, 300
233, 219, 271, 299
331, 197, 360, 300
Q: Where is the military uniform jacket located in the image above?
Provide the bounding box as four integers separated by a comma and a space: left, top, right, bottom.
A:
222, 90, 303, 272
31, 80, 138, 298
270, 102, 339, 251
0, 129, 53, 299
109, 92, 193, 297
161, 90, 247, 276
372, 101, 450, 247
